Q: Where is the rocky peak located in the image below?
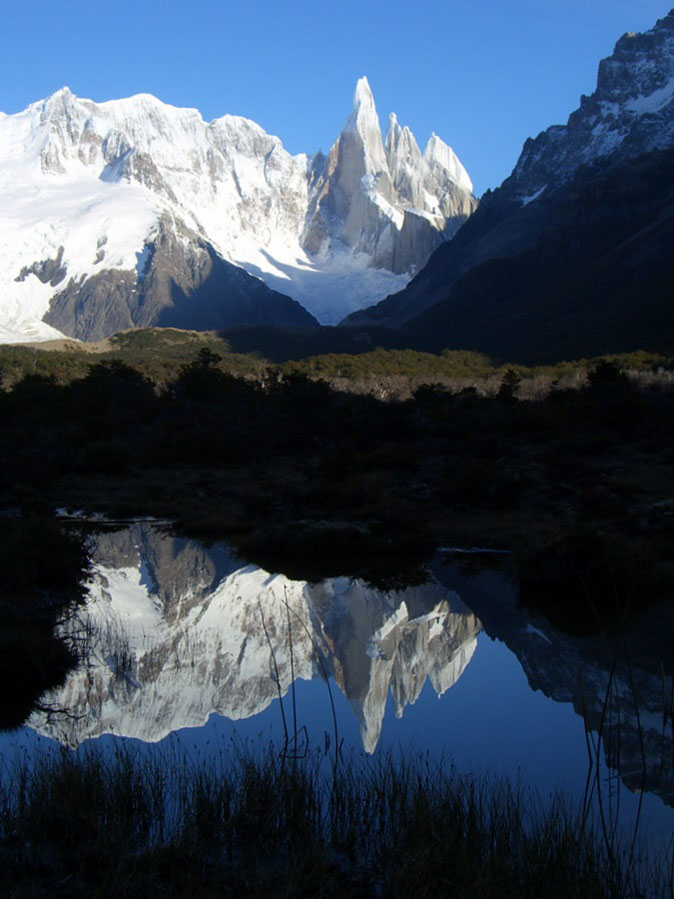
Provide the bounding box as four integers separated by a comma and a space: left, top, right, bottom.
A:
37, 87, 93, 173
507, 9, 674, 201
39, 86, 79, 119
385, 114, 424, 177
345, 77, 377, 125
334, 75, 392, 190
302, 78, 475, 274
384, 114, 429, 212
0, 79, 476, 339
424, 132, 474, 194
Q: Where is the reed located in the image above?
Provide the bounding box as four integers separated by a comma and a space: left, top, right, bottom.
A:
0, 740, 662, 897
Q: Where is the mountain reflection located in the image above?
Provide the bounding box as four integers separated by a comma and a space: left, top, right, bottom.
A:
31, 524, 481, 752
433, 562, 674, 808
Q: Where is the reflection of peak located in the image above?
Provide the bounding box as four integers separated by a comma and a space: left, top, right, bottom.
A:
356, 598, 479, 753
30, 525, 482, 752
92, 525, 241, 622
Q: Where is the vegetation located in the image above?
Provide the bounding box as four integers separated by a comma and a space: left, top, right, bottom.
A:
0, 517, 90, 728
0, 327, 671, 397
0, 329, 266, 390
0, 352, 672, 626
0, 340, 672, 895
0, 743, 661, 897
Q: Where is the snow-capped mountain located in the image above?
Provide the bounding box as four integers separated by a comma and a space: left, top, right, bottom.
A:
345, 8, 674, 360
30, 524, 480, 753
0, 78, 475, 342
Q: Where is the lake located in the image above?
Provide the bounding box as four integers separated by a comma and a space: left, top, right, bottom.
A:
3, 520, 673, 859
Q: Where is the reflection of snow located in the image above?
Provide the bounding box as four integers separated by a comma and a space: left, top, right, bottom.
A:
30, 525, 481, 753
523, 623, 551, 644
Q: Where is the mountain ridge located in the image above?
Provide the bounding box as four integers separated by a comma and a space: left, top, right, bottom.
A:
342, 9, 674, 361
0, 79, 475, 342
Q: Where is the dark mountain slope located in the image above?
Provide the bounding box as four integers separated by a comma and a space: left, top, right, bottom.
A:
343, 10, 674, 362
405, 149, 674, 363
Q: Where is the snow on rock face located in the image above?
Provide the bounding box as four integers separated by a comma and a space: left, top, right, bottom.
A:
29, 525, 481, 750
508, 9, 674, 201
344, 76, 390, 175
0, 79, 476, 339
303, 77, 477, 278
424, 133, 474, 196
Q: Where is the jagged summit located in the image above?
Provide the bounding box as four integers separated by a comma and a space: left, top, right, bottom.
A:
424, 133, 473, 194
302, 77, 476, 276
343, 6, 674, 355
0, 79, 475, 340
345, 77, 379, 129
343, 76, 390, 176
506, 6, 674, 200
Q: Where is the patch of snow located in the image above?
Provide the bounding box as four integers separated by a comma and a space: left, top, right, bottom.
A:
625, 74, 674, 115
521, 185, 547, 206
523, 623, 552, 644
231, 240, 410, 324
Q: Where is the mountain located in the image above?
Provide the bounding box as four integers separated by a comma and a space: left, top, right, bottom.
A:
303, 79, 475, 277
29, 524, 480, 754
344, 10, 674, 362
0, 80, 475, 342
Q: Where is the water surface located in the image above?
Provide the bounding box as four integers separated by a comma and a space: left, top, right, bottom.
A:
4, 522, 673, 854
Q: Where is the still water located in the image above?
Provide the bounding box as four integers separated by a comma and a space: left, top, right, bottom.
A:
4, 522, 674, 854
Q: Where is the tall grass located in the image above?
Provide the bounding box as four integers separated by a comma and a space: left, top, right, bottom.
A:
0, 741, 664, 897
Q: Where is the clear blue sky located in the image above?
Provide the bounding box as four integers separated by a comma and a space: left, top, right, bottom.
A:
1, 1, 670, 196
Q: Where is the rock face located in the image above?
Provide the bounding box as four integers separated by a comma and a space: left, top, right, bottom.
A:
43, 216, 314, 341
303, 79, 475, 277
29, 524, 480, 754
344, 10, 674, 361
507, 10, 674, 199
0, 81, 475, 341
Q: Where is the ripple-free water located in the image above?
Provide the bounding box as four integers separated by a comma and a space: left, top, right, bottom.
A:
2, 522, 673, 859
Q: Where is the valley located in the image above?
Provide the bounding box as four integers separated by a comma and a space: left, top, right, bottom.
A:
1, 7, 674, 896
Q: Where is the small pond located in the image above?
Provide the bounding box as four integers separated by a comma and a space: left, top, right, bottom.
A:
3, 521, 673, 857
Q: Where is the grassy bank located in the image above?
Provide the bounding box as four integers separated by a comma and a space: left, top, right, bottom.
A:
0, 743, 662, 897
